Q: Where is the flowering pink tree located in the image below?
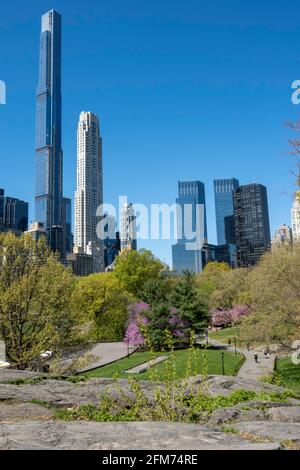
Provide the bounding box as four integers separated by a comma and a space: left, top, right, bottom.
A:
211, 305, 250, 328
124, 302, 150, 347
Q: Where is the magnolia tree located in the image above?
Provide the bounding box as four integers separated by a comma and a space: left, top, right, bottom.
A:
124, 302, 189, 349
211, 305, 251, 328
124, 302, 150, 347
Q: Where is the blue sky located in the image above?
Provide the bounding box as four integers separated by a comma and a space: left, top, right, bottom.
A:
0, 0, 300, 266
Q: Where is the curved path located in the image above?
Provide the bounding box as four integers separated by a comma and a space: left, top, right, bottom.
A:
77, 342, 136, 374
209, 338, 275, 380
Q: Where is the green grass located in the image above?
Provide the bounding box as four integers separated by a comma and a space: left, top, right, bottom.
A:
276, 357, 300, 393
85, 347, 244, 380
209, 327, 240, 343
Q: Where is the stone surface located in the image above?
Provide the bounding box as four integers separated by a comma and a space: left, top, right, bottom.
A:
267, 406, 300, 423
0, 402, 54, 423
0, 369, 42, 384
234, 421, 300, 443
208, 407, 266, 426
0, 421, 281, 450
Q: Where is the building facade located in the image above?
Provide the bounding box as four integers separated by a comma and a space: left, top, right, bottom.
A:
214, 178, 239, 246
74, 111, 104, 271
172, 181, 207, 273
35, 10, 63, 232
233, 184, 271, 267
272, 223, 293, 247
62, 197, 73, 254
0, 189, 28, 234
120, 204, 137, 251
291, 193, 300, 242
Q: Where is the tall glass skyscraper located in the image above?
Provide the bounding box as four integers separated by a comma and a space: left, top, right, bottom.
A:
172, 181, 207, 273
35, 10, 63, 231
214, 178, 239, 245
234, 184, 271, 267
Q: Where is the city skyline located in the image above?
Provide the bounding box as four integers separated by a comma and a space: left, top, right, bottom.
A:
1, 1, 300, 266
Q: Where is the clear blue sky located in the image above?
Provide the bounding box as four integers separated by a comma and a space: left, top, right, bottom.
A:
1, 0, 300, 266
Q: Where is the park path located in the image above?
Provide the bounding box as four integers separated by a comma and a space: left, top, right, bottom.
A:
208, 338, 275, 381
77, 342, 136, 373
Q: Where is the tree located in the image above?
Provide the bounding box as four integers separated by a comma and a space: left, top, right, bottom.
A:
139, 276, 172, 306
0, 233, 75, 369
171, 270, 209, 336
113, 249, 164, 297
72, 272, 132, 341
240, 245, 300, 346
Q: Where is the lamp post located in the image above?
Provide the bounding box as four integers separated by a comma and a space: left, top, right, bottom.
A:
221, 352, 225, 375
127, 339, 130, 358
234, 337, 237, 355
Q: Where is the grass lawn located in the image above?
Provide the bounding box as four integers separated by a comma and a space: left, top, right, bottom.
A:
209, 327, 240, 343
85, 347, 244, 380
276, 357, 300, 393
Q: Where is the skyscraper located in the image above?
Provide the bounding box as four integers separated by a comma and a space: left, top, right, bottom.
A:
233, 184, 271, 267
291, 193, 300, 242
214, 178, 239, 245
120, 204, 137, 251
35, 10, 63, 232
172, 181, 207, 273
74, 111, 104, 272
0, 189, 28, 234
272, 224, 293, 247
62, 197, 73, 254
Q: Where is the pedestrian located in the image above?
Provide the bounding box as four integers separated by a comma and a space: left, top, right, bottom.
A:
247, 342, 250, 351
228, 338, 231, 346
254, 353, 258, 363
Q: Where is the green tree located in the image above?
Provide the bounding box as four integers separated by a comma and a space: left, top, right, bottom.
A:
139, 276, 172, 306
0, 233, 75, 369
113, 249, 164, 297
171, 270, 209, 335
240, 244, 300, 346
72, 273, 132, 341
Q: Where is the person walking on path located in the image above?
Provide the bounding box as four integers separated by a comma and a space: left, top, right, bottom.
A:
254, 353, 259, 363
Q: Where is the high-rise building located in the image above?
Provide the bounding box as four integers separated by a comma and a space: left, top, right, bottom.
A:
0, 189, 4, 231
233, 184, 271, 267
120, 204, 137, 251
35, 10, 63, 233
74, 111, 104, 272
272, 224, 293, 248
25, 221, 47, 242
103, 214, 120, 267
62, 197, 73, 254
172, 181, 207, 273
291, 193, 300, 242
0, 189, 28, 234
214, 178, 239, 245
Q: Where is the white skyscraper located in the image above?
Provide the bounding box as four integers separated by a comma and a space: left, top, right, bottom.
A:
120, 203, 137, 251
291, 192, 300, 242
75, 111, 104, 272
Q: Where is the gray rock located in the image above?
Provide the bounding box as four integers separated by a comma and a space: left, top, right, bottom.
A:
234, 421, 300, 443
0, 369, 43, 384
0, 402, 54, 423
0, 421, 281, 450
267, 406, 300, 423
208, 407, 266, 426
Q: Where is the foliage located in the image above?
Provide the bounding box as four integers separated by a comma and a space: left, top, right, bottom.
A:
171, 270, 209, 336
0, 233, 76, 369
124, 302, 150, 347
211, 305, 251, 328
240, 244, 300, 345
113, 249, 164, 297
72, 273, 132, 341
139, 276, 172, 306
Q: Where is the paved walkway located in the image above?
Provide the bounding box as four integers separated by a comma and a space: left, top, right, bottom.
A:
77, 342, 136, 373
208, 339, 275, 381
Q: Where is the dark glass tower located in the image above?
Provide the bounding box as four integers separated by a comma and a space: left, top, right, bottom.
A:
214, 178, 239, 245
35, 10, 63, 231
233, 184, 271, 267
172, 181, 207, 273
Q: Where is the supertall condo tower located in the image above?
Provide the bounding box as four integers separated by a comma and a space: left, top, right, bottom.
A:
75, 112, 104, 272
35, 10, 63, 231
